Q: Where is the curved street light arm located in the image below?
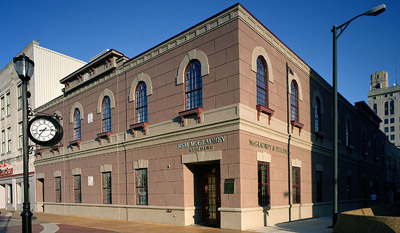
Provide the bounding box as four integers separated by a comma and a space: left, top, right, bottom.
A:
334, 4, 386, 39
335, 14, 364, 39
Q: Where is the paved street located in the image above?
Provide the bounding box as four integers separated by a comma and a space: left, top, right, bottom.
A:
0, 209, 333, 233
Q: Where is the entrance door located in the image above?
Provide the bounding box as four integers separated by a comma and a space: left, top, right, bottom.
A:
203, 166, 220, 225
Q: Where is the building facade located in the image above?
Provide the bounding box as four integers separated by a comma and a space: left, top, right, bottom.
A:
34, 4, 400, 230
368, 71, 400, 147
0, 41, 86, 211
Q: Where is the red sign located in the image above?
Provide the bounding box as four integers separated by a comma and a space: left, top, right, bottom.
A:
0, 162, 13, 177
0, 168, 13, 177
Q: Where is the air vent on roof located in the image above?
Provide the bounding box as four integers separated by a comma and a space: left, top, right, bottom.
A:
89, 49, 110, 62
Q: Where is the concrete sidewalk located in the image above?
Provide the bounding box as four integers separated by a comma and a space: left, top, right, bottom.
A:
251, 216, 333, 233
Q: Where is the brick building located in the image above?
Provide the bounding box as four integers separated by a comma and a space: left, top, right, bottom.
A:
33, 4, 400, 230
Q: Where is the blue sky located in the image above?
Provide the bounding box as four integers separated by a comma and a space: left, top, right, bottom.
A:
1, 0, 399, 104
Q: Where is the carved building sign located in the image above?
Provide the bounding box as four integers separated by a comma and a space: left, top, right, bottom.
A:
249, 139, 288, 154
178, 136, 226, 152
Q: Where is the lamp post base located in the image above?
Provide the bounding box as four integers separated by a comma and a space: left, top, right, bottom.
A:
21, 205, 33, 233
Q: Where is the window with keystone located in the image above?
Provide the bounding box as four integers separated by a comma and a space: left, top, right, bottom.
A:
55, 177, 61, 203
102, 172, 112, 204
136, 82, 148, 123
314, 97, 321, 132
136, 169, 148, 205
290, 81, 299, 122
185, 60, 202, 110
74, 175, 81, 203
102, 96, 111, 132
256, 56, 268, 107
74, 108, 81, 140
258, 162, 270, 206
292, 167, 301, 204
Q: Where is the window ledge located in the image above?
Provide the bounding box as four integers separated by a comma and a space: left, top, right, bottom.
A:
129, 122, 149, 137
315, 131, 325, 138
290, 120, 304, 135
97, 131, 111, 144
256, 104, 274, 124
346, 145, 354, 153
178, 107, 203, 126
51, 145, 63, 153
69, 140, 81, 150
35, 149, 43, 158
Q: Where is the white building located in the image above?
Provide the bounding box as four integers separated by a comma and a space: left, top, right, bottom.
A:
0, 41, 86, 211
368, 71, 400, 148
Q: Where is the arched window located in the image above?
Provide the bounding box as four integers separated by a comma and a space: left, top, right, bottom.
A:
373, 104, 377, 114
362, 129, 366, 157
314, 97, 321, 132
256, 56, 268, 107
102, 96, 111, 132
290, 81, 299, 121
136, 82, 148, 123
74, 108, 81, 140
390, 100, 394, 115
185, 60, 202, 110
345, 119, 351, 147
385, 101, 388, 115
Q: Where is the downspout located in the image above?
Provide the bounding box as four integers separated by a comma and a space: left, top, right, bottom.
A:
286, 62, 292, 222
124, 69, 129, 220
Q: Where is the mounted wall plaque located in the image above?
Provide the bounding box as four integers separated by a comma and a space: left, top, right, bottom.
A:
224, 178, 235, 194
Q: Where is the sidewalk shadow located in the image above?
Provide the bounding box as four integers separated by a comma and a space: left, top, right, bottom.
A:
271, 217, 333, 233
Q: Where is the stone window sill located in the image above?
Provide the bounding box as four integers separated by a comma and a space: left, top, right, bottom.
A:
130, 122, 148, 137
346, 145, 354, 153
97, 131, 111, 144
51, 145, 63, 153
69, 140, 81, 150
315, 131, 325, 139
256, 104, 274, 124
178, 107, 203, 126
290, 120, 304, 134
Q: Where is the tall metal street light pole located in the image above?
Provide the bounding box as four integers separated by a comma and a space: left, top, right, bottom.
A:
332, 4, 386, 227
13, 54, 34, 233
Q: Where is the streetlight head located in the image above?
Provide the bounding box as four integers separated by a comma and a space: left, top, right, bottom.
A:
13, 54, 34, 81
363, 4, 386, 16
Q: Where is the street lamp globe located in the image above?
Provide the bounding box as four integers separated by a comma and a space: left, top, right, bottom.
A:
13, 54, 34, 81
363, 4, 386, 16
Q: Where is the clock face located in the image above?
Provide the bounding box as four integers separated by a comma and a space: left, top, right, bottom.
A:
28, 116, 63, 146
30, 119, 56, 142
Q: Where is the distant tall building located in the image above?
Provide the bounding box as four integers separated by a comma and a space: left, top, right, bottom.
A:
0, 41, 86, 211
368, 71, 400, 147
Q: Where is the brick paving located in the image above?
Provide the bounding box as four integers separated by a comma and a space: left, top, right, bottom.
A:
0, 209, 333, 233
0, 209, 248, 233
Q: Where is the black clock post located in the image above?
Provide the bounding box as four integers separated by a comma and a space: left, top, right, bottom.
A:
13, 54, 34, 233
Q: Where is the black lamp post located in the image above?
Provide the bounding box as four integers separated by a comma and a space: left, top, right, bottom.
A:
331, 4, 386, 227
13, 54, 34, 233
